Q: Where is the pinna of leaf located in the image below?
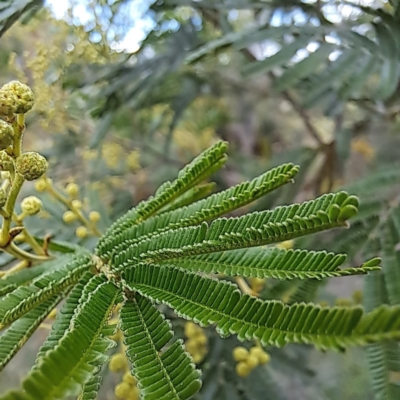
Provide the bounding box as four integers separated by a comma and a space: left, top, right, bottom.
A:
1, 140, 400, 400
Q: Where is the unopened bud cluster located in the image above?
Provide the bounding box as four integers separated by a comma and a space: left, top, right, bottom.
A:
233, 345, 271, 377
184, 322, 208, 364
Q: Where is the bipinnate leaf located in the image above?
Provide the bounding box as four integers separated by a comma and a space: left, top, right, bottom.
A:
122, 264, 400, 350
120, 294, 202, 400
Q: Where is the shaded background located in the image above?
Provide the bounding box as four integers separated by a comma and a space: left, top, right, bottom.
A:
0, 0, 400, 399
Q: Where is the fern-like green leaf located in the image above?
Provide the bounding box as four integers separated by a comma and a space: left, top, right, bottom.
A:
35, 272, 94, 362
114, 191, 358, 266
0, 254, 74, 297
159, 247, 380, 280
98, 141, 228, 246
122, 264, 400, 350
98, 163, 299, 260
158, 182, 216, 214
2, 278, 118, 400
0, 254, 92, 328
0, 294, 62, 372
120, 294, 201, 400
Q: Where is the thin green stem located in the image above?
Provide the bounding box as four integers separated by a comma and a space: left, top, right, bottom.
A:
12, 114, 25, 158
0, 173, 24, 247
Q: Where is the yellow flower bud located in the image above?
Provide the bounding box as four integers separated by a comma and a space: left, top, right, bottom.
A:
34, 178, 48, 192
194, 333, 207, 346
123, 371, 137, 385
0, 188, 7, 208
0, 150, 14, 171
115, 382, 131, 399
246, 355, 259, 369
128, 386, 140, 400
89, 211, 101, 222
71, 199, 82, 209
16, 152, 47, 181
1, 81, 34, 114
0, 120, 14, 150
75, 226, 88, 238
65, 182, 79, 197
335, 298, 352, 307
233, 346, 249, 362
250, 347, 270, 365
184, 322, 199, 338
47, 308, 57, 319
62, 211, 77, 223
236, 361, 252, 377
185, 339, 199, 355
109, 353, 128, 373
21, 196, 42, 216
276, 240, 294, 250
192, 352, 205, 364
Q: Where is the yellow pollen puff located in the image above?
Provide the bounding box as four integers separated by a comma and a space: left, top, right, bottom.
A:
184, 322, 201, 338
246, 355, 259, 369
65, 182, 79, 197
35, 178, 48, 192
89, 211, 101, 222
276, 240, 294, 250
235, 361, 252, 377
63, 211, 77, 223
115, 382, 131, 399
75, 226, 88, 239
128, 386, 140, 400
250, 347, 270, 365
194, 333, 207, 346
109, 353, 128, 373
192, 352, 205, 364
123, 371, 137, 386
71, 199, 82, 209
233, 346, 249, 362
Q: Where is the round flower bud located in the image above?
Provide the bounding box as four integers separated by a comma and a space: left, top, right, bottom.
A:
123, 371, 137, 385
0, 188, 7, 208
16, 152, 47, 181
89, 211, 101, 222
21, 196, 42, 216
75, 226, 88, 238
184, 322, 199, 338
35, 178, 48, 192
65, 182, 79, 197
0, 150, 14, 171
250, 347, 270, 365
0, 120, 13, 150
246, 355, 259, 369
109, 353, 128, 373
1, 81, 34, 114
71, 199, 82, 209
128, 386, 140, 400
233, 346, 249, 362
114, 382, 131, 399
63, 210, 77, 223
0, 88, 18, 115
236, 361, 252, 377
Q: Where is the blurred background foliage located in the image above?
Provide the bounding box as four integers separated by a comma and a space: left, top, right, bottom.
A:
1, 0, 400, 399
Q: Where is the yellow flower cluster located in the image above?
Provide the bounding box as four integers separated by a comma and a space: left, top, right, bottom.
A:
233, 346, 271, 377
184, 322, 208, 364
114, 371, 140, 400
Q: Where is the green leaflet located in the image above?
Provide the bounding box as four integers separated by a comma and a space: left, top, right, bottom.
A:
122, 264, 400, 350
97, 141, 228, 249
2, 279, 119, 400
35, 272, 95, 362
120, 294, 202, 400
158, 247, 380, 280
113, 191, 358, 266
98, 163, 299, 260
0, 254, 93, 328
158, 182, 216, 214
0, 294, 62, 372
0, 254, 74, 297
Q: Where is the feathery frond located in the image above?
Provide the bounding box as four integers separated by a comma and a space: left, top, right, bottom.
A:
122, 264, 400, 350
97, 141, 229, 247
98, 163, 300, 260
3, 278, 118, 400
159, 247, 380, 280
0, 294, 62, 372
113, 191, 359, 266
120, 294, 202, 400
0, 254, 93, 328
